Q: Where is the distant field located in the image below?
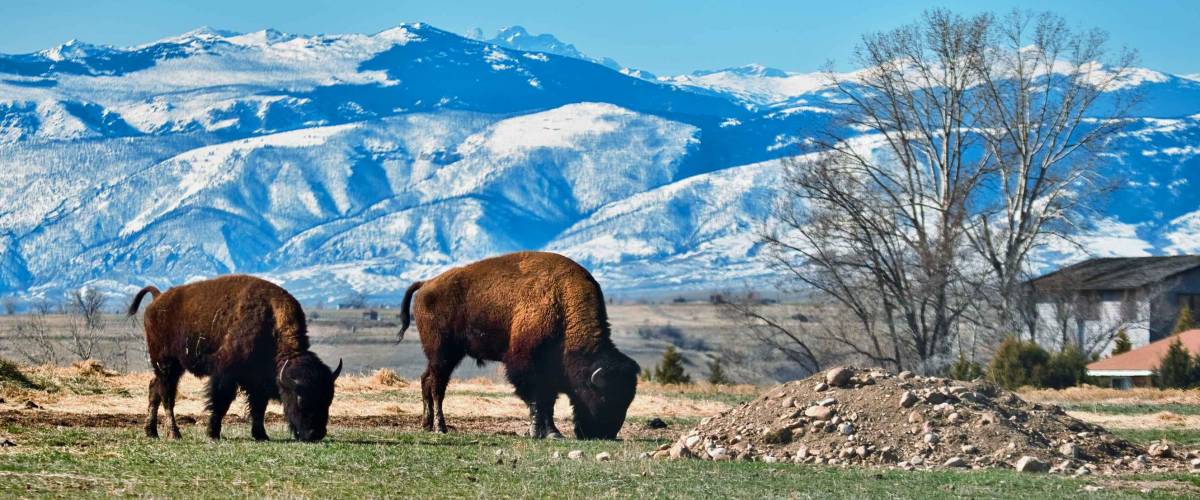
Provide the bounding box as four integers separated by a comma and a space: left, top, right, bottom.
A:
0, 302, 807, 381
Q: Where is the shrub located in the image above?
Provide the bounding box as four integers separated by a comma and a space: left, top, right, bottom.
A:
1154, 337, 1195, 389
1041, 345, 1090, 389
653, 346, 692, 385
987, 337, 1051, 390
946, 354, 984, 381
1111, 330, 1133, 356
706, 357, 732, 385
1173, 304, 1196, 335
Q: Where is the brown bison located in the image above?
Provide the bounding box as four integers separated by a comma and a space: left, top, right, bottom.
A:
127, 275, 342, 442
398, 251, 639, 439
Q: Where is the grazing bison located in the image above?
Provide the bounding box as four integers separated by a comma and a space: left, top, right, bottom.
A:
398, 251, 640, 439
127, 275, 342, 442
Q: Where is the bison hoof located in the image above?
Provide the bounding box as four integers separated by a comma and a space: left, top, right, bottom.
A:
547, 431, 565, 440
253, 433, 269, 442
169, 430, 182, 440
145, 427, 159, 439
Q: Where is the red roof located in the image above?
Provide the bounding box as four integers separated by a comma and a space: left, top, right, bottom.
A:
1088, 329, 1200, 372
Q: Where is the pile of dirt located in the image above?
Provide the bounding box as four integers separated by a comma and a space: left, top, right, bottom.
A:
0, 358, 37, 389
658, 367, 1200, 474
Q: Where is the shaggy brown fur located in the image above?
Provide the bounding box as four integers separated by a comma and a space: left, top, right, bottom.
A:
399, 251, 639, 439
128, 275, 342, 442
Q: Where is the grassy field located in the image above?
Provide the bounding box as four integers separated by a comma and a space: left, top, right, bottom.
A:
4, 365, 1200, 497
3, 425, 1200, 498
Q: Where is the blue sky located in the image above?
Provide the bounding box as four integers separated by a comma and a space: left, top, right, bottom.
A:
0, 0, 1196, 75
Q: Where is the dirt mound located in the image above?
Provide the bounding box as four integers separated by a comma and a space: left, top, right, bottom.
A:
71, 360, 115, 377
660, 367, 1198, 474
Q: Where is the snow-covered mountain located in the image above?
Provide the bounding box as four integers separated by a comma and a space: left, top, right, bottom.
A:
0, 23, 1197, 303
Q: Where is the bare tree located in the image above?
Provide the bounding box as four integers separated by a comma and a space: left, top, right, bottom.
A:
8, 308, 58, 365
718, 295, 823, 375
71, 289, 107, 330
64, 289, 107, 361
761, 9, 991, 373
2, 298, 14, 315
966, 10, 1138, 336
736, 9, 1136, 375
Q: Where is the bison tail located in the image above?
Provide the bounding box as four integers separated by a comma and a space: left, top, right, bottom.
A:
126, 286, 161, 316
397, 281, 424, 343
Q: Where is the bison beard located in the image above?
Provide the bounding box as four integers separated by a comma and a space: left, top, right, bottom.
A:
128, 275, 342, 442
399, 251, 639, 440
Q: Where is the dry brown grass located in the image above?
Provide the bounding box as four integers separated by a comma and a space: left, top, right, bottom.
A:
1018, 385, 1200, 405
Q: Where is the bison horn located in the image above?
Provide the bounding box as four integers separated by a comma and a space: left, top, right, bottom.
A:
590, 367, 605, 388
277, 358, 291, 386
332, 358, 343, 380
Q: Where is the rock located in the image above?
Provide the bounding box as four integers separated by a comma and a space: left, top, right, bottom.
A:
961, 444, 978, 454
707, 448, 729, 461
924, 432, 940, 445
978, 413, 997, 426
1190, 458, 1200, 470
817, 397, 838, 407
763, 427, 793, 445
595, 452, 612, 462
762, 455, 779, 464
567, 450, 585, 460
1149, 442, 1173, 458
652, 450, 671, 460
814, 382, 829, 392
638, 452, 651, 460
943, 457, 968, 468
898, 371, 915, 380
685, 435, 702, 448
22, 401, 39, 410
1058, 443, 1079, 458
899, 391, 919, 408
947, 413, 962, 424
909, 455, 924, 466
924, 392, 947, 405
826, 367, 854, 387
1015, 456, 1049, 473
908, 411, 923, 424
1074, 466, 1091, 476
855, 446, 869, 458
804, 405, 835, 421
838, 422, 856, 435
645, 418, 668, 429
0, 438, 14, 447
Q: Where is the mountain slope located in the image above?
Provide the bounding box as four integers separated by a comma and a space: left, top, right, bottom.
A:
0, 24, 1198, 302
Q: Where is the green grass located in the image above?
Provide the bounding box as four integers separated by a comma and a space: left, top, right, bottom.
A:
1111, 428, 1200, 447
2, 425, 1199, 498
1062, 403, 1200, 416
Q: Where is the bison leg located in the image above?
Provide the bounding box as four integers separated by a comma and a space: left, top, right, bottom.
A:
420, 344, 464, 433
147, 362, 183, 439
420, 366, 435, 432
245, 389, 270, 441
205, 376, 237, 441
145, 378, 162, 438
536, 390, 564, 439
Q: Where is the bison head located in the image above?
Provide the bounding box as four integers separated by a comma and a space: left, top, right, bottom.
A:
277, 353, 342, 442
571, 349, 639, 439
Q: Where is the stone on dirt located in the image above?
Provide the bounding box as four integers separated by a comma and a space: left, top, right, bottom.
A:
825, 367, 853, 387
567, 450, 584, 460
595, 452, 612, 462
1015, 456, 1049, 473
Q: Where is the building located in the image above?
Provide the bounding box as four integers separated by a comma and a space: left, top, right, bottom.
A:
1026, 256, 1200, 355
1086, 329, 1200, 389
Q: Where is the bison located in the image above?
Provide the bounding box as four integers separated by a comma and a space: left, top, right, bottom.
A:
127, 275, 342, 442
398, 251, 640, 439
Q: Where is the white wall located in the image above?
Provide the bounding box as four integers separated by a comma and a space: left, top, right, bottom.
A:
1034, 299, 1150, 355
